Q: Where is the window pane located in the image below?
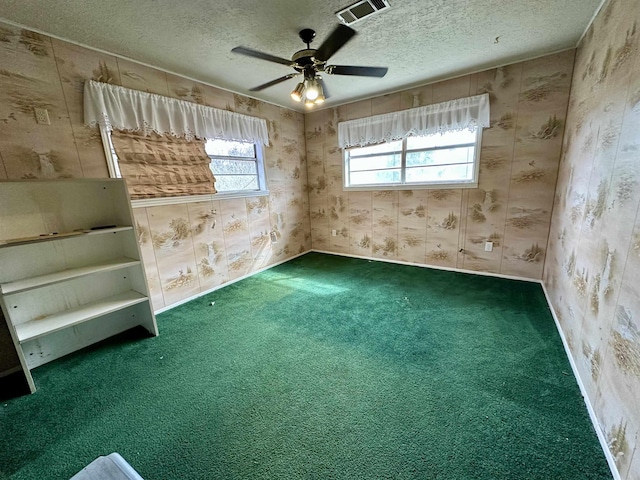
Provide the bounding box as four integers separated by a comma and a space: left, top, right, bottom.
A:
215, 175, 259, 191
348, 140, 402, 157
406, 164, 473, 183
406, 130, 476, 150
205, 139, 255, 157
406, 146, 475, 167
211, 158, 258, 175
350, 169, 401, 185
350, 153, 401, 172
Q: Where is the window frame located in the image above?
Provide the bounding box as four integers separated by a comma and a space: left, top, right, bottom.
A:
99, 128, 269, 207
205, 139, 268, 197
343, 128, 483, 191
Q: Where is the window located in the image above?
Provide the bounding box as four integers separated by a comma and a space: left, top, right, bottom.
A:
344, 128, 481, 190
205, 139, 267, 194
85, 80, 270, 205
103, 131, 268, 202
338, 93, 490, 190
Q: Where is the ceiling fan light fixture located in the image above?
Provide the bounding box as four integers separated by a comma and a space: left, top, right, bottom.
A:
314, 82, 326, 104
291, 82, 305, 102
233, 24, 388, 108
304, 78, 320, 101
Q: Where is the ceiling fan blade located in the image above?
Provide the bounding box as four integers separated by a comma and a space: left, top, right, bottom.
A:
314, 24, 356, 62
249, 74, 298, 92
327, 65, 388, 77
231, 46, 292, 67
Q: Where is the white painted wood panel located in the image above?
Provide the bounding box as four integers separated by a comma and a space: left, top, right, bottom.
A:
0, 179, 158, 393
0, 257, 140, 294
15, 290, 148, 342
21, 302, 153, 369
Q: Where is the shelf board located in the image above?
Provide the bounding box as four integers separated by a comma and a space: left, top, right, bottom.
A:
0, 257, 141, 295
15, 290, 149, 343
0, 226, 133, 248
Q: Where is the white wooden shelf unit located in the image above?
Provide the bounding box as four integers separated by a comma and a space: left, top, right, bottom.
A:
0, 179, 158, 393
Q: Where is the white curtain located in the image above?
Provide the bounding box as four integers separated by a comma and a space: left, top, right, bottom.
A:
84, 80, 269, 145
338, 93, 490, 148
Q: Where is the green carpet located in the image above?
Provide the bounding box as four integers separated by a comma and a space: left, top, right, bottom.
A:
0, 252, 612, 479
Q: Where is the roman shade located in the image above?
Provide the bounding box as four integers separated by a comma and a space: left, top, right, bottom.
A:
84, 80, 269, 145
338, 93, 490, 148
110, 130, 216, 199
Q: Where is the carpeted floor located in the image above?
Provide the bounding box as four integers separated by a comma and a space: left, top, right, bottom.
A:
0, 252, 612, 479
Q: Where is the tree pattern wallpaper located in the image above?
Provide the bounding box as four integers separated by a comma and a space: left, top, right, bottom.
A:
305, 51, 574, 280
1, 4, 639, 476
543, 0, 640, 478
0, 21, 311, 313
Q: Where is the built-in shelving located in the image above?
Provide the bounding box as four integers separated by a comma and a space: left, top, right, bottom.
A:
0, 226, 133, 247
0, 257, 140, 295
15, 290, 148, 342
0, 179, 158, 394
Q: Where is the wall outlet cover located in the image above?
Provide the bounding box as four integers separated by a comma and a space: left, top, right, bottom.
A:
34, 108, 51, 125
484, 241, 493, 252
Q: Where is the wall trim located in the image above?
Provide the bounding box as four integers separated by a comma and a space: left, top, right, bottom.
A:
577, 0, 609, 46
154, 250, 310, 314
540, 283, 621, 480
131, 190, 270, 208
311, 249, 540, 283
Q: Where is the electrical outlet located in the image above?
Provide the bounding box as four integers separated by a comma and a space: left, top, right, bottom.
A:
484, 241, 493, 252
34, 108, 51, 125
331, 229, 337, 236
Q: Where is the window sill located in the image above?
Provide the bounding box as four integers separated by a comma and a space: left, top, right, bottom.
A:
343, 182, 478, 192
131, 190, 270, 208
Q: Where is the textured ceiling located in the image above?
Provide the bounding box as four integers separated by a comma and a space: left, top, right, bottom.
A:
0, 0, 601, 112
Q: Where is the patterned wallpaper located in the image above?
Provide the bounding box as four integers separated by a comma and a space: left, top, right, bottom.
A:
305, 50, 575, 280
2, 16, 637, 478
543, 0, 640, 478
0, 21, 311, 314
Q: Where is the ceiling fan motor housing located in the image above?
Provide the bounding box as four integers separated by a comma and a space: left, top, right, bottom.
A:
292, 49, 317, 67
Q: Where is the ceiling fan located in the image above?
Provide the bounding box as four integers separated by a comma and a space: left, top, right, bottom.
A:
231, 24, 388, 106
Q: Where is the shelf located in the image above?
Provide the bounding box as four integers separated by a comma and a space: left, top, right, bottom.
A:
15, 290, 149, 343
0, 226, 133, 248
0, 257, 141, 295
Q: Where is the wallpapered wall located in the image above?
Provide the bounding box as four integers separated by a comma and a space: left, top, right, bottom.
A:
2, 14, 637, 477
0, 21, 311, 316
305, 50, 575, 280
543, 0, 640, 478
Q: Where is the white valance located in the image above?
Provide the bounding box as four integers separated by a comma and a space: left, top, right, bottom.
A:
84, 80, 269, 145
338, 93, 490, 148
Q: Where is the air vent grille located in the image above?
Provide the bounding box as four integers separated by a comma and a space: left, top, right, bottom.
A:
336, 0, 391, 25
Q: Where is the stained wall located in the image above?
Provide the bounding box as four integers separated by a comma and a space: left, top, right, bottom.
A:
305, 50, 575, 280
543, 0, 640, 478
0, 21, 311, 317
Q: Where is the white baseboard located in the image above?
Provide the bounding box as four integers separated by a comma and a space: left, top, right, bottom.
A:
154, 250, 311, 314
310, 249, 539, 283
540, 283, 621, 480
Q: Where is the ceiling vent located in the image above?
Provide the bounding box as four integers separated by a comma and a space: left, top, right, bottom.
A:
336, 0, 391, 26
